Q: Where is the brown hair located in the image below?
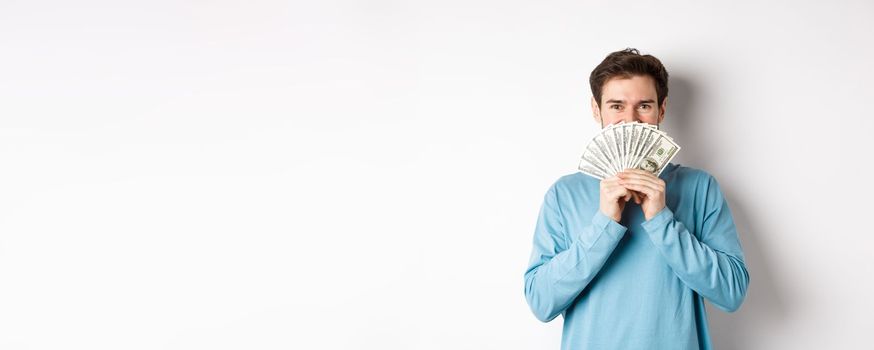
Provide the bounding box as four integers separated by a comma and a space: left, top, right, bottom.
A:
589, 48, 669, 107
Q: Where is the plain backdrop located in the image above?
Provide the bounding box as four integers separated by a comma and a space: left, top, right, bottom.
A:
1, 0, 873, 349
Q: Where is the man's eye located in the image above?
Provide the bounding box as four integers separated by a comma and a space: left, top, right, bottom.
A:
610, 105, 621, 110
639, 105, 651, 110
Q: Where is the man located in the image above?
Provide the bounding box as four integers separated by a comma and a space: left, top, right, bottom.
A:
523, 48, 749, 349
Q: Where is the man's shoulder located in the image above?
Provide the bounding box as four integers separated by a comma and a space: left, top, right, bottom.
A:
550, 171, 597, 190
666, 163, 717, 185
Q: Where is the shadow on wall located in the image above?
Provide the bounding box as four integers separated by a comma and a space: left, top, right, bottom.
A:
665, 75, 789, 350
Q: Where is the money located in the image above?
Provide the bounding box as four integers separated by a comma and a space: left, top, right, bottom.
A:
577, 121, 680, 180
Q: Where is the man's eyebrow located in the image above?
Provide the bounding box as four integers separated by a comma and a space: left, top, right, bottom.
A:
605, 99, 656, 104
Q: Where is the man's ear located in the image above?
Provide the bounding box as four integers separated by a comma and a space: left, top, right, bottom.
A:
658, 97, 667, 124
591, 96, 601, 124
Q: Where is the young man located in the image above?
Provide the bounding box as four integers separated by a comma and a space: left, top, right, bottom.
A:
523, 48, 749, 349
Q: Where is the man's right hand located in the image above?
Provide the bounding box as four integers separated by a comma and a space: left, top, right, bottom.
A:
599, 176, 639, 222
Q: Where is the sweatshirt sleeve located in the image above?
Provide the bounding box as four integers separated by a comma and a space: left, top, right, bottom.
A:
523, 184, 627, 323
640, 174, 750, 312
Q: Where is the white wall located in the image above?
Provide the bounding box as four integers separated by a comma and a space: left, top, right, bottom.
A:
1, 0, 872, 349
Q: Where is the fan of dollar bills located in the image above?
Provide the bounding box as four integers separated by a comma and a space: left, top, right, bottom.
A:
577, 121, 681, 180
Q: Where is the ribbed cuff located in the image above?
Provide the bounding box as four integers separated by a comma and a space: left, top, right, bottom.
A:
641, 206, 674, 233
592, 210, 627, 239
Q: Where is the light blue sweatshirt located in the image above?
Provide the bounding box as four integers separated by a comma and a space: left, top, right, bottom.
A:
523, 163, 749, 349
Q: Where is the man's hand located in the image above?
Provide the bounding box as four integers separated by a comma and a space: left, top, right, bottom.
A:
599, 176, 636, 222
617, 169, 666, 220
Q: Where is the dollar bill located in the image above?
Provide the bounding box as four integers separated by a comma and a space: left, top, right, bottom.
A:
635, 134, 680, 176
577, 121, 681, 179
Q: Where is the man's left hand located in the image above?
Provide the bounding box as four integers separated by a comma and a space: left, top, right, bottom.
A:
618, 169, 666, 221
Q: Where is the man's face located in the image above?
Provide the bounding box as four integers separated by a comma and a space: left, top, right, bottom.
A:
591, 75, 666, 128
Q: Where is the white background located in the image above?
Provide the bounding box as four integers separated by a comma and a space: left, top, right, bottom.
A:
1, 0, 872, 349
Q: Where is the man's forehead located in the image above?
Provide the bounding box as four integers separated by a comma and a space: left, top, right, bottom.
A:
601, 76, 657, 101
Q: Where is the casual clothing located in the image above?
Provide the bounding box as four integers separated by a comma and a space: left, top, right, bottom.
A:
523, 163, 749, 349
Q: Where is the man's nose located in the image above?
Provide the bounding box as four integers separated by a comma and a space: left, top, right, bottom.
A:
621, 111, 640, 123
